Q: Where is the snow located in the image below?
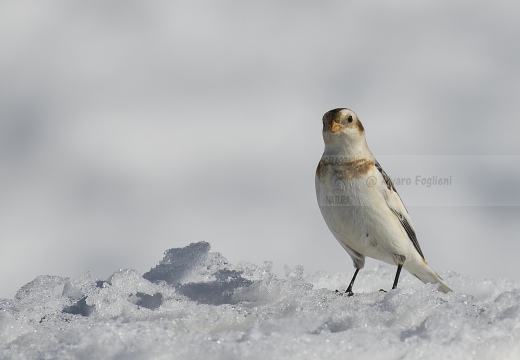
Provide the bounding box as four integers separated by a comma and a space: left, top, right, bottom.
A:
1, 242, 519, 360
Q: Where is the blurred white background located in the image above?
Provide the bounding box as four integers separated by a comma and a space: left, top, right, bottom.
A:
1, 1, 519, 298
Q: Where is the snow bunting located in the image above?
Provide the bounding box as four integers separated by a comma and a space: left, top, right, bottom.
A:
315, 108, 451, 295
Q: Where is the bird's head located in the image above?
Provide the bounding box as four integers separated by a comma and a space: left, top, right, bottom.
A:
322, 108, 368, 154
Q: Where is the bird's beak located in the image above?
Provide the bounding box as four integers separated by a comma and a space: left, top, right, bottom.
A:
331, 121, 341, 133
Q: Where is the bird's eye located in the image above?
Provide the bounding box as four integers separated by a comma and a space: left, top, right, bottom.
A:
347, 116, 353, 123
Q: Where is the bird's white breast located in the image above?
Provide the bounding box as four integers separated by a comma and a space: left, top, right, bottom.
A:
315, 160, 405, 264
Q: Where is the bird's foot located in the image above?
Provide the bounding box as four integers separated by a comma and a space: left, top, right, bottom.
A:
379, 289, 387, 293
334, 289, 355, 297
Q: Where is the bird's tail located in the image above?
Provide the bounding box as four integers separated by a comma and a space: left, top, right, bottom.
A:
408, 261, 452, 293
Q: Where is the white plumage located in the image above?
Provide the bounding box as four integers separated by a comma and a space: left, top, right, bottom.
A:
315, 108, 451, 295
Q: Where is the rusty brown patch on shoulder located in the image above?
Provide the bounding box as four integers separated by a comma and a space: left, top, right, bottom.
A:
345, 158, 374, 177
344, 159, 366, 167
317, 158, 374, 179
316, 158, 374, 179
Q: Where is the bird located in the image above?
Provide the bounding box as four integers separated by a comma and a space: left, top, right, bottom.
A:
315, 108, 452, 295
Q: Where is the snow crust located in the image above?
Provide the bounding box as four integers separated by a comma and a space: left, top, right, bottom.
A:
1, 242, 519, 359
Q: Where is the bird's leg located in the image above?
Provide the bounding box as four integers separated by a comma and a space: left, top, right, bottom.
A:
392, 264, 403, 289
379, 264, 403, 293
345, 268, 360, 296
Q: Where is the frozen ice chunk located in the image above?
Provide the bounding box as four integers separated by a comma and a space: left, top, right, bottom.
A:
143, 241, 211, 285
143, 242, 254, 305
15, 275, 68, 304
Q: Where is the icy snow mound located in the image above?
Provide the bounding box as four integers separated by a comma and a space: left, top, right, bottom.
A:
1, 242, 519, 359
